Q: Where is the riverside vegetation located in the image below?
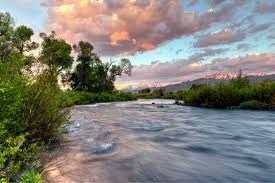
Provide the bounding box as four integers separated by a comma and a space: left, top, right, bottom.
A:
179, 74, 275, 110
137, 72, 275, 110
0, 12, 134, 182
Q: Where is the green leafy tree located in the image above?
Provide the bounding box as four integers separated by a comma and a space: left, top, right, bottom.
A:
70, 41, 133, 93
0, 13, 37, 76
0, 12, 14, 61
39, 31, 73, 84
70, 41, 95, 91
13, 25, 38, 53
0, 12, 13, 37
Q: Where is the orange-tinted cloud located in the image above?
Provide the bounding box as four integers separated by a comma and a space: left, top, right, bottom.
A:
44, 0, 246, 56
110, 31, 130, 45
141, 43, 155, 51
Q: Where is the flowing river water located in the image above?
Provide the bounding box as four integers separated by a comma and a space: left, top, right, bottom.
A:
43, 99, 275, 182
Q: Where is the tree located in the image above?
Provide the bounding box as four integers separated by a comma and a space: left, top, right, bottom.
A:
139, 88, 150, 94
0, 12, 14, 61
0, 13, 36, 77
153, 88, 166, 96
69, 42, 133, 93
98, 58, 133, 92
230, 69, 250, 89
39, 31, 73, 84
0, 12, 13, 37
70, 41, 95, 91
13, 25, 38, 53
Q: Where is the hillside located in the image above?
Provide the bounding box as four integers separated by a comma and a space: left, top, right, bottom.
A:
122, 73, 275, 93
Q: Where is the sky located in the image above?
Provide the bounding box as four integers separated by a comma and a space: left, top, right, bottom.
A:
0, 0, 274, 89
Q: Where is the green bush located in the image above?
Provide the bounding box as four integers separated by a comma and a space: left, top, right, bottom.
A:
23, 73, 70, 142
0, 71, 69, 181
180, 79, 275, 109
19, 170, 42, 183
239, 100, 260, 108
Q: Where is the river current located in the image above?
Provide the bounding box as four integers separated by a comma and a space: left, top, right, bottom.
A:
44, 99, 275, 182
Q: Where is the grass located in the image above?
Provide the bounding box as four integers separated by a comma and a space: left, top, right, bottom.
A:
19, 170, 43, 183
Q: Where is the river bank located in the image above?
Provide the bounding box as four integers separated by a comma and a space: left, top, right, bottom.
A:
175, 100, 275, 111
137, 76, 275, 111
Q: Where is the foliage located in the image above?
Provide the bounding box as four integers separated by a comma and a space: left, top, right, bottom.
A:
152, 88, 166, 97
59, 91, 137, 107
23, 73, 70, 142
179, 77, 275, 109
229, 70, 250, 89
134, 75, 275, 110
139, 88, 150, 94
69, 41, 133, 92
19, 170, 43, 183
1, 11, 135, 182
39, 31, 73, 84
0, 12, 69, 182
13, 25, 38, 54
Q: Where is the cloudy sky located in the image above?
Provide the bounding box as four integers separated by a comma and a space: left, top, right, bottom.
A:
1, 0, 274, 89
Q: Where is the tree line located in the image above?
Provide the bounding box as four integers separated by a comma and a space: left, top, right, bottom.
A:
39, 31, 133, 92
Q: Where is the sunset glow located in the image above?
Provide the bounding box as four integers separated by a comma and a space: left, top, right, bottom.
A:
1, 0, 274, 89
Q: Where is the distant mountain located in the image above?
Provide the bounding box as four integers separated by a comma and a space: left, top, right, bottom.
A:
121, 82, 177, 93
160, 73, 275, 93
204, 73, 266, 79
121, 73, 275, 93
205, 73, 239, 79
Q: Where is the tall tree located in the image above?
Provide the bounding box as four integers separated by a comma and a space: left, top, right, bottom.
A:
0, 12, 14, 61
0, 12, 36, 76
71, 41, 94, 91
13, 25, 38, 53
39, 31, 73, 84
70, 41, 133, 92
0, 12, 13, 37
103, 58, 133, 91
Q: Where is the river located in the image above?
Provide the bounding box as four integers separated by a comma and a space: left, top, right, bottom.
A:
44, 99, 275, 182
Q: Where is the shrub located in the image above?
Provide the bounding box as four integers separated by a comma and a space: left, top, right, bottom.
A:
23, 73, 70, 142
0, 72, 69, 181
19, 169, 43, 183
180, 79, 275, 109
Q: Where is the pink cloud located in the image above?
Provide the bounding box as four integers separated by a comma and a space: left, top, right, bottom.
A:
194, 28, 245, 48
110, 31, 130, 45
44, 0, 247, 56
117, 52, 275, 86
